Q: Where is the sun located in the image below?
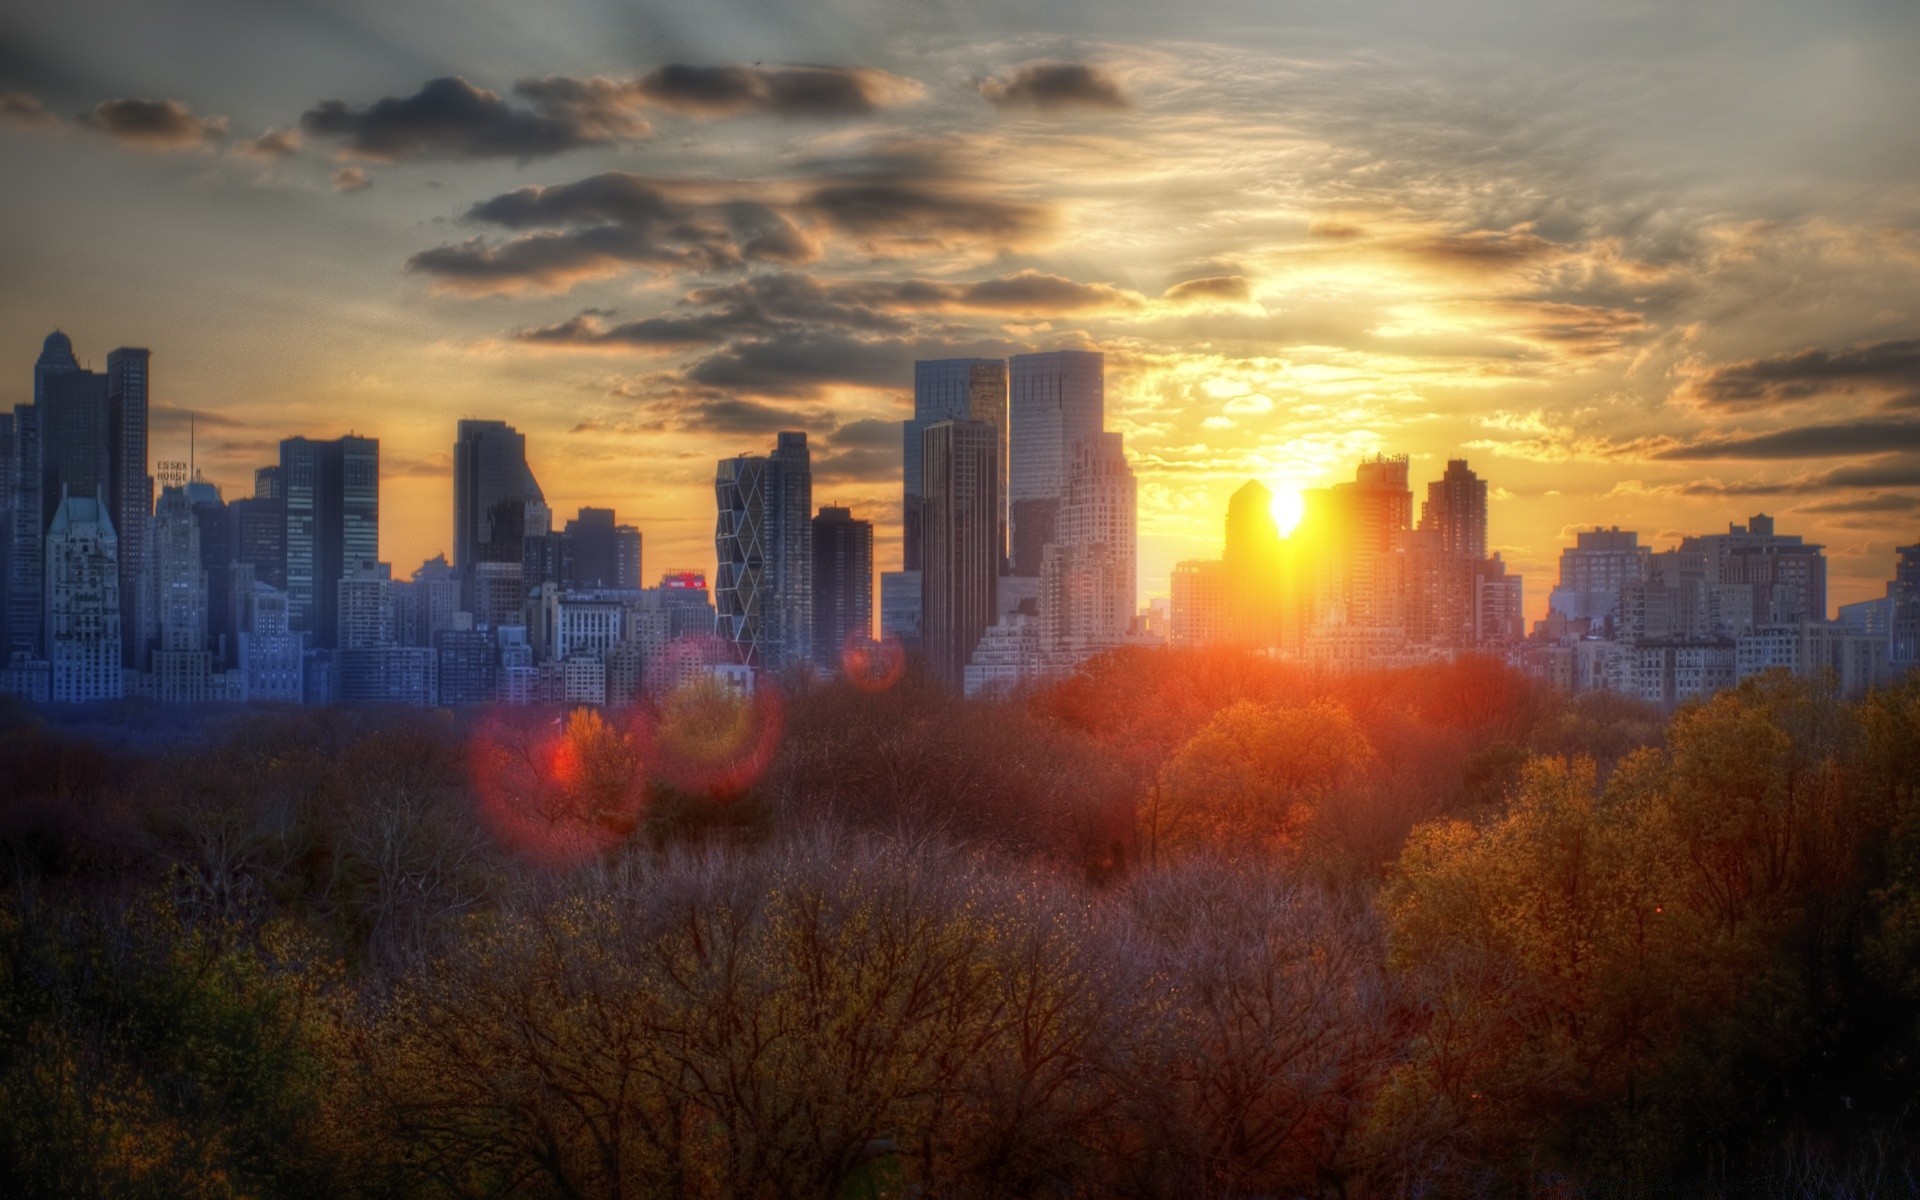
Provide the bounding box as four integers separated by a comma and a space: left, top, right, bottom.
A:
1268, 484, 1304, 537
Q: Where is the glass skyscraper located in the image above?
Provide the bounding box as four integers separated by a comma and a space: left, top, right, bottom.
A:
1008, 350, 1103, 577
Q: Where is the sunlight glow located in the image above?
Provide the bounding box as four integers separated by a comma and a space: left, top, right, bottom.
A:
1268, 484, 1305, 537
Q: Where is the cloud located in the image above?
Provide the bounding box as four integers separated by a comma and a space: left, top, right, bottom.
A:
301, 76, 641, 162
1684, 337, 1920, 409
1796, 493, 1920, 515
635, 64, 919, 118
0, 92, 59, 131
1649, 419, 1920, 460
231, 126, 302, 160
411, 162, 1051, 295
511, 269, 1136, 349
410, 177, 818, 295
686, 328, 913, 395
77, 98, 228, 151
1410, 226, 1558, 268
331, 166, 372, 193
827, 417, 901, 450
1164, 275, 1251, 304
979, 61, 1128, 112
509, 75, 652, 139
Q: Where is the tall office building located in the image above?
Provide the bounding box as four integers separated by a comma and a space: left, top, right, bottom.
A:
185, 480, 235, 664
1420, 459, 1487, 561
231, 491, 286, 592
281, 434, 378, 649
811, 505, 874, 666
44, 489, 122, 703
715, 431, 813, 670
1296, 455, 1412, 630
1008, 350, 1103, 576
906, 359, 1007, 573
921, 420, 999, 687
106, 347, 151, 666
453, 419, 543, 579
1040, 433, 1136, 648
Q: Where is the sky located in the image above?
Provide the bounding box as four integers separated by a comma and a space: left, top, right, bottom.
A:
3, 0, 1918, 618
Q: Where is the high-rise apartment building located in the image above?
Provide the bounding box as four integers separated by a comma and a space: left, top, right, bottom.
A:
906, 359, 1007, 573
811, 505, 874, 666
921, 420, 1000, 687
1008, 350, 1103, 576
281, 434, 378, 648
1420, 459, 1488, 561
1891, 543, 1920, 669
45, 490, 121, 703
150, 485, 207, 654
715, 431, 813, 670
1548, 527, 1652, 626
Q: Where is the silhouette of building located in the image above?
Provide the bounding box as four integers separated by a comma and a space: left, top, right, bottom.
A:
454, 419, 543, 589
1421, 458, 1487, 561
106, 347, 151, 666
1008, 351, 1103, 577
715, 431, 813, 671
921, 420, 999, 687
811, 505, 873, 667
880, 570, 921, 652
906, 359, 1006, 573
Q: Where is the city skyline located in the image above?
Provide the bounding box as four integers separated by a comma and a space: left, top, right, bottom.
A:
4, 0, 1918, 619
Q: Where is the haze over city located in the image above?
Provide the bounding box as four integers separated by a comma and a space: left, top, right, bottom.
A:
5, 0, 1919, 618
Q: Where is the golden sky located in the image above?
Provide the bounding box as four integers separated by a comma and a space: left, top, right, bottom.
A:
3, 0, 1917, 620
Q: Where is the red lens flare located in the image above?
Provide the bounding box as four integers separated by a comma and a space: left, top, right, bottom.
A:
468, 707, 648, 867
841, 633, 906, 693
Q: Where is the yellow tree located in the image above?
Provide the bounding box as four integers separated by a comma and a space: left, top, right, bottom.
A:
1148, 698, 1373, 862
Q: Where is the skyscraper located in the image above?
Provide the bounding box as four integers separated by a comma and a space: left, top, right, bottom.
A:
906, 359, 1007, 573
1040, 433, 1136, 648
1420, 459, 1488, 561
107, 347, 151, 666
715, 431, 813, 671
150, 485, 207, 654
453, 419, 543, 581
615, 524, 643, 589
921, 420, 999, 687
811, 505, 874, 666
6, 402, 42, 661
564, 506, 618, 587
1224, 479, 1282, 647
281, 434, 379, 649
1008, 350, 1103, 577
44, 489, 121, 703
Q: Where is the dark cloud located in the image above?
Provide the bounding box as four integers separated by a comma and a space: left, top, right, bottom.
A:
1686, 337, 1920, 409
509, 75, 651, 139
411, 179, 818, 295
813, 444, 901, 483
1796, 493, 1920, 515
331, 166, 372, 193
0, 92, 59, 131
149, 405, 249, 433
979, 61, 1128, 112
798, 179, 1051, 253
414, 161, 1050, 294
512, 268, 1133, 349
1650, 419, 1920, 460
301, 76, 639, 162
78, 97, 228, 150
231, 126, 301, 160
686, 328, 911, 395
1412, 227, 1557, 267
1164, 275, 1251, 303
828, 417, 902, 450
635, 64, 917, 118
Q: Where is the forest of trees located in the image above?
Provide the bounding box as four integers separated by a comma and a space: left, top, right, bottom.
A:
3, 652, 1919, 1197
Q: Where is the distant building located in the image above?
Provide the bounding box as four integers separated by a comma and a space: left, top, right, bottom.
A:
811, 505, 873, 667
45, 489, 122, 703
236, 575, 302, 703
1170, 560, 1230, 647
1547, 527, 1651, 627
1040, 432, 1136, 649
453, 419, 543, 587
1009, 350, 1103, 577
921, 420, 999, 687
907, 359, 1007, 573
280, 434, 378, 649
1421, 458, 1488, 561
336, 560, 395, 650
615, 524, 643, 589
880, 570, 921, 651
715, 431, 813, 671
